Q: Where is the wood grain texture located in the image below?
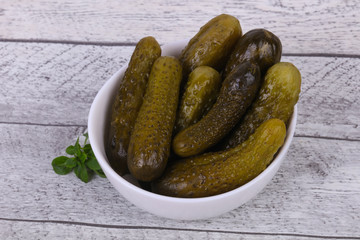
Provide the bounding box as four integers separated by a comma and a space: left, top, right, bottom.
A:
0, 42, 359, 140
1, 124, 359, 238
287, 56, 360, 141
0, 0, 359, 54
0, 42, 132, 126
1, 1, 360, 238
4, 220, 352, 240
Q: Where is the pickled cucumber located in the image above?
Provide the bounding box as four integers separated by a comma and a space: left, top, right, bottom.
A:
172, 61, 261, 157
224, 29, 282, 77
174, 66, 221, 133
127, 56, 182, 182
152, 119, 286, 198
223, 62, 301, 149
180, 14, 241, 77
106, 36, 161, 175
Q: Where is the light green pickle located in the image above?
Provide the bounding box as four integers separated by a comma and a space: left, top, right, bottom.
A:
152, 119, 286, 198
127, 56, 182, 182
180, 14, 242, 77
174, 66, 221, 133
223, 62, 301, 149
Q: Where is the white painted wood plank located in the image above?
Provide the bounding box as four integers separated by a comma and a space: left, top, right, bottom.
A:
1, 220, 333, 240
0, 42, 359, 139
283, 55, 360, 141
0, 0, 359, 54
0, 43, 133, 126
0, 124, 359, 237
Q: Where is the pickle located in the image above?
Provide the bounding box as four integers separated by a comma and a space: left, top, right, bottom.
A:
223, 62, 301, 149
224, 29, 282, 77
153, 119, 286, 198
180, 14, 241, 77
172, 61, 261, 157
106, 36, 161, 175
174, 66, 221, 133
127, 56, 182, 182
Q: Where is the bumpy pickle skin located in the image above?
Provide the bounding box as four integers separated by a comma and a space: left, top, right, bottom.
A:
224, 29, 282, 77
180, 14, 241, 77
127, 56, 182, 182
106, 36, 161, 175
174, 66, 221, 133
172, 61, 261, 157
223, 62, 301, 149
152, 119, 286, 198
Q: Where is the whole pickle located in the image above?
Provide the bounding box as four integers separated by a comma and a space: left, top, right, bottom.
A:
172, 61, 261, 157
224, 29, 282, 77
153, 119, 286, 198
174, 66, 221, 133
180, 14, 241, 77
106, 36, 161, 175
127, 56, 182, 182
223, 62, 301, 149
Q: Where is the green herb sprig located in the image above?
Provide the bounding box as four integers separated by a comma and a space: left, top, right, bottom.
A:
52, 133, 106, 183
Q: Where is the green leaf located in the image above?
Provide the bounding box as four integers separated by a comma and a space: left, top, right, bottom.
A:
86, 155, 101, 171
78, 151, 87, 163
52, 156, 72, 175
83, 143, 92, 154
74, 137, 82, 157
52, 132, 105, 182
65, 145, 76, 155
94, 169, 106, 178
83, 132, 89, 144
65, 157, 77, 168
74, 163, 89, 183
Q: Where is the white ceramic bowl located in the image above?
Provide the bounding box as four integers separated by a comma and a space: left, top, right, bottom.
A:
88, 39, 297, 220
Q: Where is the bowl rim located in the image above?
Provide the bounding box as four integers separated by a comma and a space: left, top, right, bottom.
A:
88, 40, 297, 203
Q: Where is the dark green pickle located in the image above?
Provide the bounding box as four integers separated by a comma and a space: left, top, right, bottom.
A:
180, 14, 241, 77
106, 36, 161, 175
174, 66, 221, 134
127, 56, 182, 182
224, 29, 282, 77
153, 119, 286, 198
172, 61, 261, 157
223, 62, 301, 149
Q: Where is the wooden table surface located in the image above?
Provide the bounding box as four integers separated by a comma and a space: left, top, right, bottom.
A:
1, 1, 359, 239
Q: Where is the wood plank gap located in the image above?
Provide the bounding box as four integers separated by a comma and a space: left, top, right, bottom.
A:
0, 121, 87, 128
283, 53, 360, 59
0, 38, 137, 47
0, 218, 358, 239
1, 38, 360, 59
294, 134, 360, 142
